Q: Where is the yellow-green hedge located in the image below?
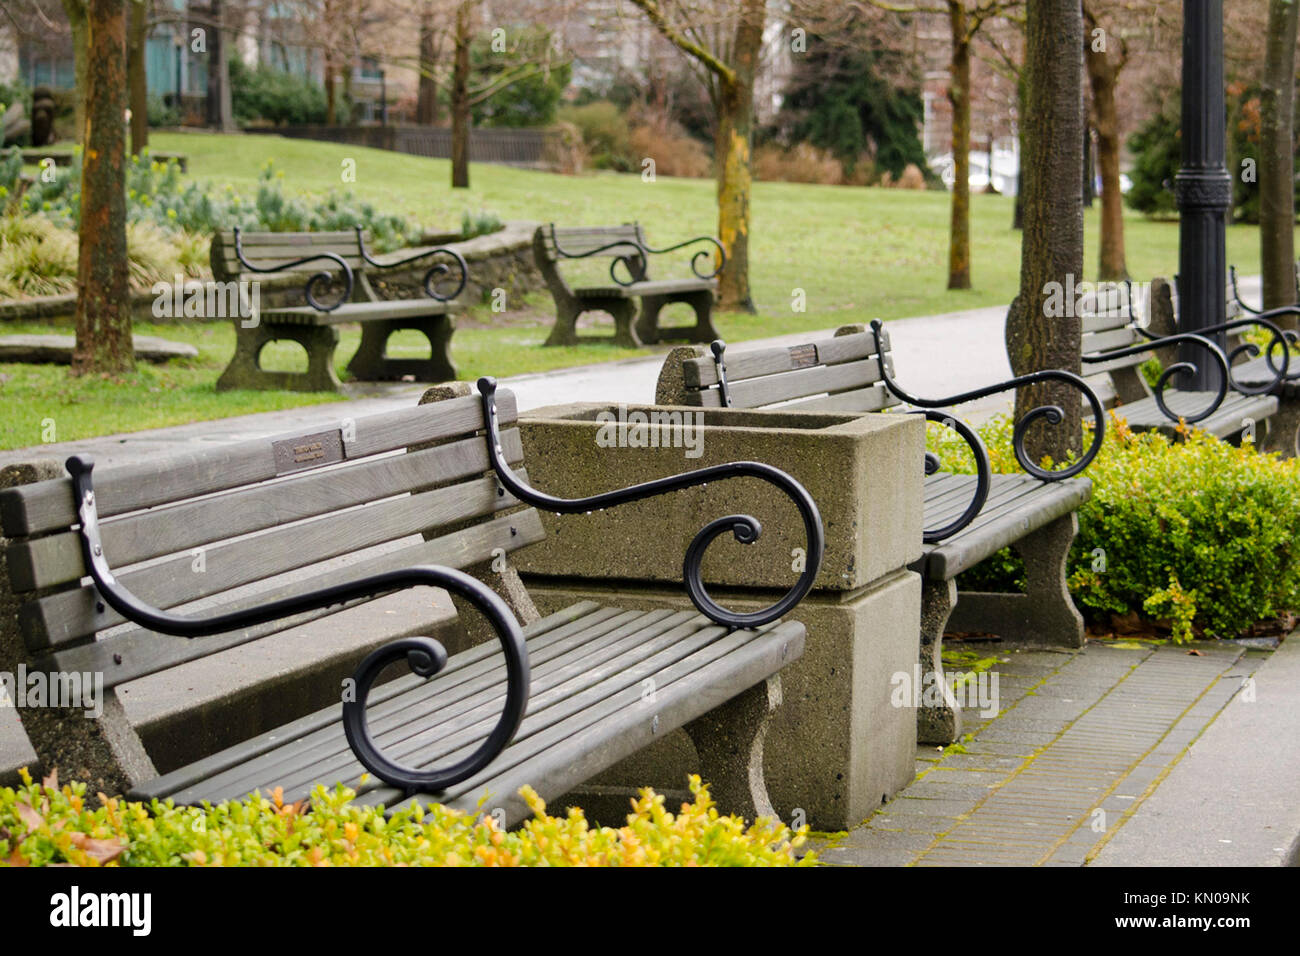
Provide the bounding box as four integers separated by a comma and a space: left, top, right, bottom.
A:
0, 770, 813, 867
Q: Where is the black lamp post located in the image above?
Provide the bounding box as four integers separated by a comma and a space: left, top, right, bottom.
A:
1175, 0, 1232, 391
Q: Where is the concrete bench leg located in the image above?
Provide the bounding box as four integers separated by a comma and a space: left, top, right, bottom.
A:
918, 578, 962, 744
636, 291, 720, 345
347, 317, 456, 383
684, 676, 782, 821
946, 513, 1085, 648
546, 299, 641, 348
1260, 393, 1300, 459
216, 323, 342, 392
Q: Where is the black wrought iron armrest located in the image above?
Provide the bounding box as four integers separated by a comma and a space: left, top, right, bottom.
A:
864, 321, 1104, 540
232, 225, 354, 312
65, 455, 527, 796
550, 228, 650, 288
638, 234, 727, 281
476, 378, 823, 629
1083, 325, 1230, 425
1225, 267, 1300, 383
708, 335, 995, 543
354, 226, 469, 302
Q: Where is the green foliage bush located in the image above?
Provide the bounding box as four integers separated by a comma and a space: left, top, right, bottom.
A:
15, 154, 415, 253
928, 413, 1300, 641
0, 771, 812, 867
1125, 107, 1180, 218
560, 101, 634, 172
229, 58, 338, 127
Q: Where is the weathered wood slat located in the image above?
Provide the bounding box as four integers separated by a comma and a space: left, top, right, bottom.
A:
682, 328, 891, 389
136, 600, 614, 799
192, 608, 700, 803
922, 477, 1093, 578
0, 391, 516, 537
395, 621, 803, 824
179, 613, 799, 811
723, 356, 894, 409
7, 430, 525, 594
1082, 326, 1142, 354
36, 511, 546, 687
21, 472, 529, 647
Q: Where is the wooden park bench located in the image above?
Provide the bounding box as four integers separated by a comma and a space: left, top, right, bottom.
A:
1224, 267, 1300, 456
210, 227, 469, 393
1080, 279, 1282, 442
0, 381, 821, 825
655, 323, 1104, 743
534, 223, 724, 348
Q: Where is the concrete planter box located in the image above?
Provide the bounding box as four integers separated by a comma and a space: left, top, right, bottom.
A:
514, 403, 926, 830
514, 404, 924, 592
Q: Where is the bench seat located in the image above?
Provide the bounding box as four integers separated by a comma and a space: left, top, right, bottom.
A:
574, 278, 718, 299
1106, 390, 1278, 439
257, 299, 459, 326
135, 601, 805, 827
920, 474, 1093, 580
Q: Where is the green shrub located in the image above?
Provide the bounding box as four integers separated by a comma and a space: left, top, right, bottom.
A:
0, 213, 206, 298
460, 208, 504, 239
229, 58, 339, 127
559, 101, 634, 171
929, 413, 1300, 641
0, 770, 812, 867
16, 154, 416, 256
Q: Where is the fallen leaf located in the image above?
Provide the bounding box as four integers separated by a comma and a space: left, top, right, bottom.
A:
41, 769, 59, 792
1187, 648, 1204, 656
14, 801, 43, 833
70, 833, 126, 865
4, 848, 28, 867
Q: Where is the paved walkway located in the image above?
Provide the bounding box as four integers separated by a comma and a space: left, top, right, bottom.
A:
815, 636, 1286, 867
0, 303, 1018, 471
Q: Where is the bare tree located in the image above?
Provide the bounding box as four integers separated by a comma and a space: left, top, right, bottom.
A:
625, 0, 768, 312
1259, 0, 1299, 314
1004, 0, 1083, 461
73, 0, 133, 376
867, 0, 1022, 290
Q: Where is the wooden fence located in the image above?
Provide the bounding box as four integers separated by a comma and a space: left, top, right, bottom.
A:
274, 124, 561, 168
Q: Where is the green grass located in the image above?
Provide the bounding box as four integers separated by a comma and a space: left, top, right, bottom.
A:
0, 129, 1288, 450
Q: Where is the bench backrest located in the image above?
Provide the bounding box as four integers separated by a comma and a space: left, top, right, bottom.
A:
209, 229, 371, 283
661, 326, 901, 412
1078, 282, 1149, 377
0, 388, 541, 692
533, 223, 647, 265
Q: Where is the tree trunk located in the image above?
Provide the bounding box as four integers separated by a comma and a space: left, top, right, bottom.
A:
126, 0, 147, 154
325, 55, 337, 125
947, 2, 972, 289
73, 0, 133, 377
1085, 27, 1127, 280
1005, 0, 1084, 463
1013, 72, 1026, 230
714, 0, 764, 313
62, 0, 89, 144
450, 1, 472, 188
1081, 124, 1094, 207
417, 7, 439, 125
1260, 0, 1299, 315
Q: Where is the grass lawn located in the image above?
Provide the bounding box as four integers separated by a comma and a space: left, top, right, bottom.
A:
0, 129, 1287, 449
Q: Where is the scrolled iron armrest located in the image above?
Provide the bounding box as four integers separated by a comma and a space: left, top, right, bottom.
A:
864, 320, 1103, 538
476, 378, 823, 629
233, 225, 354, 312
1224, 268, 1300, 384
551, 233, 648, 288
64, 454, 527, 795
354, 226, 469, 302
1082, 326, 1230, 425
639, 234, 727, 281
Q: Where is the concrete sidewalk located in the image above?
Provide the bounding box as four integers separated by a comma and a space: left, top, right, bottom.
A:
814, 631, 1295, 868
0, 302, 1017, 472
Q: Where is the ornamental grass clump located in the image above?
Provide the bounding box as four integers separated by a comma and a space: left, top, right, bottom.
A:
927, 412, 1300, 641
0, 770, 813, 867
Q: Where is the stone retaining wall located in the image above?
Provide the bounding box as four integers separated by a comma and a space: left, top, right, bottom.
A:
0, 220, 543, 324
